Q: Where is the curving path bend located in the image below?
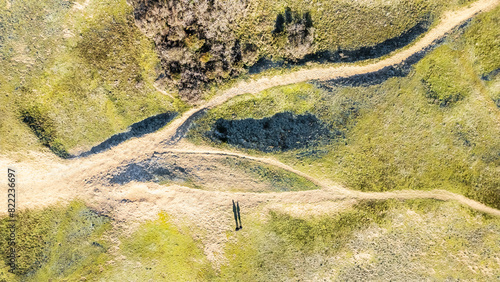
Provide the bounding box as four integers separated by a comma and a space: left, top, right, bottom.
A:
1, 0, 500, 221
70, 0, 499, 175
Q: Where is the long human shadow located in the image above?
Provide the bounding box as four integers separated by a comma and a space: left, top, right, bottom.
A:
76, 112, 177, 158
232, 200, 242, 231
249, 19, 432, 74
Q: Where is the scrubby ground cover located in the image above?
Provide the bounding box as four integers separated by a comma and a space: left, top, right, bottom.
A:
0, 201, 111, 281
188, 5, 500, 209
2, 199, 498, 281
0, 0, 184, 157
0, 0, 487, 157
72, 212, 216, 281
221, 199, 500, 280
131, 0, 473, 101
0, 204, 214, 281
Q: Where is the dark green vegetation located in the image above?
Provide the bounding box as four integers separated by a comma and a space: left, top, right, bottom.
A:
0, 201, 111, 281
189, 5, 500, 209
0, 0, 184, 156
131, 0, 472, 101
208, 112, 332, 152
2, 199, 499, 281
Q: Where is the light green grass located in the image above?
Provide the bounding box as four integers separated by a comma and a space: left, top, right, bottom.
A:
219, 199, 500, 281
0, 201, 111, 281
0, 0, 186, 156
1, 199, 498, 280
0, 205, 213, 281
464, 6, 500, 76
235, 0, 472, 59
65, 212, 215, 281
415, 45, 474, 106
188, 6, 500, 209
221, 158, 319, 192
154, 155, 320, 192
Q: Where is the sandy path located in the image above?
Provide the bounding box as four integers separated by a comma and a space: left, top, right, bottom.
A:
152, 146, 500, 218
0, 0, 498, 267
2, 143, 500, 266
60, 0, 499, 181
2, 142, 499, 219
0, 0, 499, 221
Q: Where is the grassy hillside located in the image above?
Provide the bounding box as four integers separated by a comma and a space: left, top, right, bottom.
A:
74, 212, 215, 281
0, 201, 111, 281
220, 199, 500, 280
0, 0, 485, 156
0, 204, 214, 281
237, 0, 468, 57
2, 200, 498, 280
188, 5, 500, 209
0, 0, 185, 157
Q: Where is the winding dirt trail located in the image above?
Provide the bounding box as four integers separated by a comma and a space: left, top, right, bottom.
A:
1, 0, 499, 222
158, 146, 500, 217
64, 0, 499, 178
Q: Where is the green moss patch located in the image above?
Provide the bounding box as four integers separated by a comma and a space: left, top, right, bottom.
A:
416, 45, 473, 106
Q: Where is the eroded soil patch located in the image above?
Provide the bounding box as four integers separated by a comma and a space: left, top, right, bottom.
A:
108, 152, 319, 192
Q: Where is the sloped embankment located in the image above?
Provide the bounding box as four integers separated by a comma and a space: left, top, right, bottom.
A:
107, 152, 319, 192
77, 112, 177, 157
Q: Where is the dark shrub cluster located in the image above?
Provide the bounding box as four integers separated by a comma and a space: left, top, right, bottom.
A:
131, 0, 253, 101
273, 7, 314, 60
208, 112, 331, 152
131, 1, 317, 101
